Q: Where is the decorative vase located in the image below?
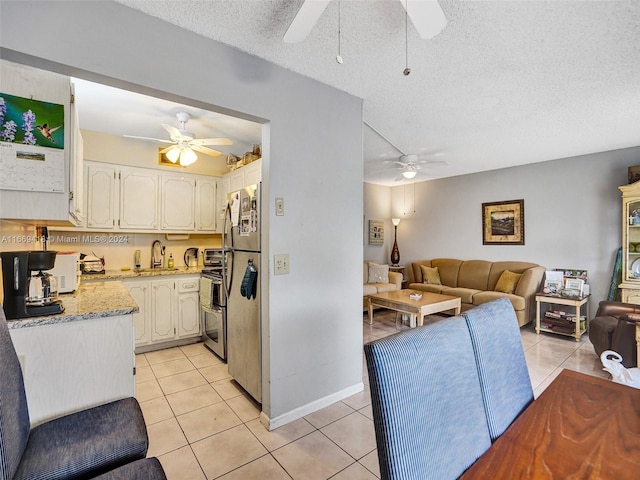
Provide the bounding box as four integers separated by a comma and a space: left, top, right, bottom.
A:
391, 225, 400, 265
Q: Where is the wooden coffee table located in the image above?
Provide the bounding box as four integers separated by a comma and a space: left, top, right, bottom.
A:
368, 290, 462, 328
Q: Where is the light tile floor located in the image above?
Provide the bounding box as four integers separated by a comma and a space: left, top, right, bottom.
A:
136, 310, 609, 479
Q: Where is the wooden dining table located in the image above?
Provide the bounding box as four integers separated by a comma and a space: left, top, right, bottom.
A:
460, 369, 640, 479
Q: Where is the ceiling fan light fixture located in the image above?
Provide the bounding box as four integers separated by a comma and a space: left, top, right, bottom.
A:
179, 147, 198, 166
402, 169, 417, 179
166, 146, 181, 163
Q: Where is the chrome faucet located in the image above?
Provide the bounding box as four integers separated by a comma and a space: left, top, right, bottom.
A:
151, 240, 165, 268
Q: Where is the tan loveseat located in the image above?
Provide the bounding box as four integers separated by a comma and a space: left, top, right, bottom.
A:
408, 259, 544, 327
363, 261, 403, 310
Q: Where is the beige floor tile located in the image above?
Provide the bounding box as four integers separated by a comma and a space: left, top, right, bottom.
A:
321, 411, 377, 460
159, 445, 206, 480
146, 347, 187, 365
246, 417, 316, 451
136, 353, 149, 367
179, 342, 210, 358
304, 401, 354, 429
136, 364, 155, 384
177, 401, 243, 443
136, 378, 164, 402
165, 383, 224, 416
217, 454, 291, 480
158, 370, 208, 395
332, 462, 379, 480
151, 358, 196, 378
210, 378, 246, 400
358, 403, 374, 421
191, 424, 268, 479
359, 450, 381, 478
226, 394, 261, 423
272, 431, 354, 480
199, 362, 232, 382
147, 417, 188, 457
189, 351, 224, 369
140, 396, 175, 425
342, 388, 371, 410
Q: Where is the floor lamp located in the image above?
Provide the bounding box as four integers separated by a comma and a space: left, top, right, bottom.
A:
391, 218, 400, 266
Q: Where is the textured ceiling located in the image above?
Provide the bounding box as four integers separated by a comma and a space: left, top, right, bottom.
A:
105, 0, 640, 185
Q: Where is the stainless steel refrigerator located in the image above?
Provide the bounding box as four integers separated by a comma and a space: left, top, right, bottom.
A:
223, 183, 261, 402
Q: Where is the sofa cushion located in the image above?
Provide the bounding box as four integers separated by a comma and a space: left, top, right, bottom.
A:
441, 287, 481, 304
488, 262, 540, 291
472, 291, 526, 312
494, 270, 523, 294
368, 263, 389, 283
457, 260, 492, 290
363, 284, 378, 296
431, 259, 463, 287
420, 265, 442, 285
409, 283, 448, 294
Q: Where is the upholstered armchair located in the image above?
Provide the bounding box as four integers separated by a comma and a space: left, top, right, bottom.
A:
589, 300, 639, 368
0, 309, 166, 480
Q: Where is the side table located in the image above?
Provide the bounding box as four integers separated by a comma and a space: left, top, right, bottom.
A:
535, 293, 590, 341
389, 265, 407, 289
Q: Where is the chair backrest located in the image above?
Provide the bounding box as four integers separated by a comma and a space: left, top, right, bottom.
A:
0, 308, 30, 480
364, 315, 492, 480
462, 297, 533, 441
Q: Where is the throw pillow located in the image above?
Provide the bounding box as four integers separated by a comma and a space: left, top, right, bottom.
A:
368, 263, 389, 284
494, 270, 522, 294
421, 265, 442, 285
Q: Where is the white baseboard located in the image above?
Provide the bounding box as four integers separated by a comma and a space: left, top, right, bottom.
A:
260, 382, 365, 431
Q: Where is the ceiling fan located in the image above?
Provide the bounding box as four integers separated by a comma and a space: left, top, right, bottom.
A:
365, 120, 446, 181
283, 0, 447, 43
124, 112, 233, 166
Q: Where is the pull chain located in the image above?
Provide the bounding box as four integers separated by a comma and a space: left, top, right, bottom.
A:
403, 2, 411, 75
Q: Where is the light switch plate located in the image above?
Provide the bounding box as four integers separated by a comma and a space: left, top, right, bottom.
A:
276, 197, 284, 216
274, 254, 289, 274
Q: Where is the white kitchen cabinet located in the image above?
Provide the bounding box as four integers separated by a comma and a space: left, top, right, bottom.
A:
161, 174, 196, 230
0, 60, 82, 225
68, 87, 85, 225
119, 167, 159, 230
196, 176, 219, 233
151, 279, 176, 342
85, 163, 117, 229
243, 159, 262, 186
177, 276, 201, 338
221, 158, 262, 201
125, 280, 152, 346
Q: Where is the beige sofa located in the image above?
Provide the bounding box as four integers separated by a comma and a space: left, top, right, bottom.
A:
363, 261, 403, 310
408, 259, 544, 327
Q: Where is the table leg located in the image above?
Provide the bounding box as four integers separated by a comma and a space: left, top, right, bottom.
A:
410, 314, 417, 328
575, 303, 580, 341
368, 298, 374, 325
535, 300, 541, 334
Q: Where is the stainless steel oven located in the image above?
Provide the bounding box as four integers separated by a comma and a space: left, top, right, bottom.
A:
200, 271, 226, 361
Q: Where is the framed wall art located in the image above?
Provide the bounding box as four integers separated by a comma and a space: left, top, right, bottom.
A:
369, 220, 384, 245
482, 199, 524, 245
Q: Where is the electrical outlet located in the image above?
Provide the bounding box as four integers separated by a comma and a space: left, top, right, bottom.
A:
276, 197, 285, 216
274, 254, 289, 275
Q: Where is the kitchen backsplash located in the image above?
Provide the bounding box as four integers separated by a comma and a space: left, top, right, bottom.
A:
0, 220, 221, 271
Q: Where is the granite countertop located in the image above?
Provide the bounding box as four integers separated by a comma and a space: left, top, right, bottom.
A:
7, 281, 139, 329
82, 266, 202, 281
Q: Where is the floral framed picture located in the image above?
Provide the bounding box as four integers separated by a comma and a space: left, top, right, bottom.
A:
482, 199, 524, 245
369, 220, 384, 245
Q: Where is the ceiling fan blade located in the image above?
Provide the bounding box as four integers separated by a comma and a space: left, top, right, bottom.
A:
394, 174, 405, 182
189, 137, 233, 146
283, 0, 331, 43
123, 134, 173, 144
162, 123, 184, 142
401, 0, 447, 40
416, 159, 447, 166
159, 145, 175, 154
191, 145, 222, 157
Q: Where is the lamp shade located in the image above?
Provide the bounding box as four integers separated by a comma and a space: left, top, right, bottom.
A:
392, 218, 401, 226
179, 148, 198, 166
166, 146, 181, 163
402, 170, 417, 179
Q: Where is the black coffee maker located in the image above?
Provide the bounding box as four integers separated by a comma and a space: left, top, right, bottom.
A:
1, 251, 65, 319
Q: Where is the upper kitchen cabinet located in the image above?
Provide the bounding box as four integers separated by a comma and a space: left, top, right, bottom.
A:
196, 176, 220, 233
161, 173, 196, 230
222, 158, 262, 200
0, 60, 83, 225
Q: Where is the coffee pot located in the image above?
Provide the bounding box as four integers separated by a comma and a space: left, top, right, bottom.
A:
27, 270, 59, 306
0, 250, 65, 319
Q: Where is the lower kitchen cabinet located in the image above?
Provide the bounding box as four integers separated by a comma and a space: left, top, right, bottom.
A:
124, 275, 200, 351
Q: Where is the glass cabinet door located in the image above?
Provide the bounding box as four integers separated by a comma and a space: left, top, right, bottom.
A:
624, 199, 640, 283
